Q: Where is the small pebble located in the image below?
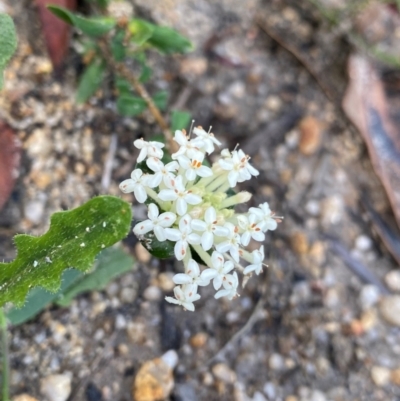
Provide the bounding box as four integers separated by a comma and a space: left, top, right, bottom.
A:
190, 332, 208, 348
268, 353, 285, 371
298, 116, 322, 156
212, 363, 237, 383
385, 270, 400, 292
290, 231, 309, 255
135, 242, 151, 263
120, 287, 136, 304
305, 199, 320, 216
263, 382, 277, 399
309, 389, 327, 401
40, 373, 72, 401
143, 285, 162, 301
379, 295, 400, 327
358, 285, 380, 310
355, 235, 372, 251
371, 366, 391, 386
13, 395, 39, 401
252, 391, 267, 401
390, 368, 400, 385
115, 314, 127, 330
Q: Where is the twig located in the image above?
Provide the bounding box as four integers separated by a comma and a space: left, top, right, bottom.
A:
101, 133, 118, 192
97, 40, 177, 153
256, 17, 336, 103
0, 309, 9, 401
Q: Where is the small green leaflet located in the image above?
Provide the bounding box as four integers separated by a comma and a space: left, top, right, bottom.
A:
171, 110, 192, 132
76, 59, 106, 104
0, 196, 132, 308
47, 5, 116, 37
0, 14, 17, 89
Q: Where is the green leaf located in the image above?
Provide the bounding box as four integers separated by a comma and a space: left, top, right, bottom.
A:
6, 269, 81, 325
111, 28, 126, 61
171, 110, 192, 132
153, 90, 168, 111
117, 94, 146, 116
0, 14, 17, 89
128, 19, 155, 46
76, 60, 105, 104
141, 232, 175, 259
0, 196, 132, 308
57, 247, 134, 306
115, 76, 131, 95
47, 5, 116, 37
85, 0, 110, 9
148, 25, 193, 54
139, 64, 152, 83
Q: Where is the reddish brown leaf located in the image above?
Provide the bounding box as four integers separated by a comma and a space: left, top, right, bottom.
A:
343, 54, 400, 228
0, 121, 21, 211
36, 0, 77, 70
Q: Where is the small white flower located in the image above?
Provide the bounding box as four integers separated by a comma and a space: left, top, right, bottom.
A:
215, 222, 241, 262
192, 126, 221, 154
171, 129, 205, 160
165, 215, 201, 260
173, 259, 210, 287
191, 206, 230, 251
201, 251, 235, 290
215, 271, 239, 300
146, 157, 179, 187
219, 149, 259, 187
237, 214, 265, 246
158, 176, 202, 216
177, 155, 213, 181
243, 245, 265, 275
134, 138, 164, 162
133, 203, 176, 241
165, 284, 201, 311
119, 169, 152, 203
249, 202, 278, 232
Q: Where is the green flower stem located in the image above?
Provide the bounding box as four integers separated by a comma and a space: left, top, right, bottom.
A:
0, 309, 9, 401
192, 244, 212, 267
205, 173, 228, 192
217, 182, 231, 194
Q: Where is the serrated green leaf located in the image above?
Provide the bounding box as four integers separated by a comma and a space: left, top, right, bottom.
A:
148, 25, 193, 54
6, 269, 81, 325
0, 14, 17, 89
117, 94, 147, 116
47, 5, 116, 37
57, 247, 134, 306
128, 19, 155, 46
171, 110, 191, 132
0, 196, 132, 308
111, 28, 126, 61
76, 60, 105, 104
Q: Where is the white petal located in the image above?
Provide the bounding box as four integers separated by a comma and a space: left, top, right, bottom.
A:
147, 173, 162, 188
187, 233, 201, 245
243, 265, 256, 275
184, 193, 202, 205
173, 273, 192, 285
165, 228, 181, 242
133, 138, 145, 149
230, 247, 240, 263
182, 301, 195, 311
148, 203, 159, 220
264, 219, 278, 231
179, 215, 192, 231
228, 171, 238, 187
204, 207, 216, 224
191, 219, 207, 232
214, 288, 230, 299
185, 168, 197, 181
213, 275, 223, 290
137, 147, 147, 162
133, 220, 154, 235
211, 251, 224, 268
146, 157, 163, 172
174, 239, 187, 260
201, 269, 218, 282
134, 186, 147, 203
187, 259, 200, 277
247, 163, 259, 176
177, 155, 191, 169
216, 241, 231, 254
158, 189, 177, 201
201, 231, 214, 251
219, 159, 233, 170
241, 231, 251, 247
213, 225, 230, 237
197, 165, 213, 177
176, 198, 187, 216
251, 231, 265, 242
119, 179, 135, 193
166, 161, 179, 172
158, 212, 177, 227
153, 225, 167, 241
165, 296, 180, 305
222, 261, 234, 274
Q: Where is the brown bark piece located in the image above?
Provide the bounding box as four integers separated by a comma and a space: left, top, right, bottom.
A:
36, 0, 77, 70
343, 54, 400, 229
0, 121, 21, 211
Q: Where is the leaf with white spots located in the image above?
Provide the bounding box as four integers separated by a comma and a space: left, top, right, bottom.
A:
0, 196, 132, 307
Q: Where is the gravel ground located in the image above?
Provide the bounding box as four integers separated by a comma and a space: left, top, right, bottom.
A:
1, 1, 400, 401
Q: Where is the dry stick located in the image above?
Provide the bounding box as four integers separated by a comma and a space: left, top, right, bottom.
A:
256, 17, 336, 103
97, 40, 178, 153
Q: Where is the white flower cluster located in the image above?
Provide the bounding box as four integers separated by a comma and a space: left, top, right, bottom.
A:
120, 127, 280, 311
